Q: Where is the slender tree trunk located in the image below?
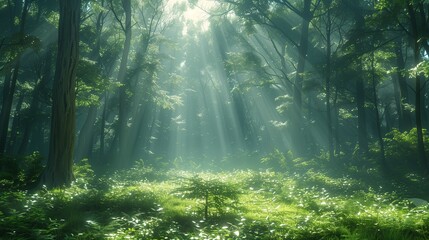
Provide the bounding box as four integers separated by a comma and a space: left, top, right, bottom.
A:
325, 2, 334, 160
0, 66, 19, 153
6, 93, 24, 154
394, 38, 412, 131
75, 105, 97, 161
333, 84, 341, 154
100, 92, 107, 160
0, 0, 30, 153
407, 0, 428, 173
291, 0, 312, 155
115, 0, 132, 166
384, 104, 393, 131
414, 62, 428, 172
75, 6, 105, 163
356, 71, 368, 154
354, 7, 368, 155
392, 72, 403, 130
371, 54, 387, 171
294, 0, 311, 110
40, 0, 81, 188
18, 45, 54, 154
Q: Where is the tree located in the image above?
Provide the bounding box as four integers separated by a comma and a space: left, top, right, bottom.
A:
406, 0, 429, 173
0, 0, 31, 153
40, 0, 81, 188
109, 0, 132, 165
74, 0, 110, 163
220, 0, 320, 155
348, 1, 369, 155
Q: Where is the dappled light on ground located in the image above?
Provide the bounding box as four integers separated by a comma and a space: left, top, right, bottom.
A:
2, 0, 429, 238
1, 163, 429, 239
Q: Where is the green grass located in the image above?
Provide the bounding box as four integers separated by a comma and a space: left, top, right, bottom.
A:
1, 167, 429, 239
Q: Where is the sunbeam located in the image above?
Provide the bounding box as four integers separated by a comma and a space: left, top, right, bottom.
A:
2, 0, 429, 238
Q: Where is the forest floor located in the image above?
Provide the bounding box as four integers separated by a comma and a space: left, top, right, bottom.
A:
1, 159, 429, 240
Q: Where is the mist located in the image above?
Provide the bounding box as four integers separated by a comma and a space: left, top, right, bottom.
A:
1, 0, 429, 239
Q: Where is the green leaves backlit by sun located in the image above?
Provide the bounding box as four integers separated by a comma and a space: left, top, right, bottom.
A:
2, 0, 429, 238
168, 0, 217, 33
2, 162, 429, 239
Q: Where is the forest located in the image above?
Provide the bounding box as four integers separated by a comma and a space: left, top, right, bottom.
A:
1, 0, 429, 239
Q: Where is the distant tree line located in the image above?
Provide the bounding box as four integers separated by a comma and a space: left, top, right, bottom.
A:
1, 0, 429, 186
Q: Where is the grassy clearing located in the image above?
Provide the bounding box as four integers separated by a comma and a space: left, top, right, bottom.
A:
1, 166, 429, 239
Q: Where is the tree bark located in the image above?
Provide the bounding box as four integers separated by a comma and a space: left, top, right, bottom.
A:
354, 5, 368, 155
0, 0, 30, 153
394, 38, 413, 131
6, 92, 24, 154
75, 105, 97, 161
100, 92, 107, 160
18, 45, 54, 154
40, 0, 81, 188
291, 0, 312, 155
293, 0, 311, 110
0, 65, 19, 153
325, 1, 334, 160
407, 0, 428, 173
75, 5, 106, 163
370, 54, 387, 172
356, 71, 368, 154
115, 0, 132, 166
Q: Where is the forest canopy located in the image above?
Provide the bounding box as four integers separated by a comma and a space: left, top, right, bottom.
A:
1, 0, 429, 239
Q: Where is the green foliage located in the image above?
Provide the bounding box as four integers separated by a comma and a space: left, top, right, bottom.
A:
260, 148, 291, 170
409, 60, 429, 78
112, 159, 166, 183
274, 95, 293, 114
105, 214, 183, 239
0, 152, 43, 190
384, 128, 429, 173
153, 90, 183, 110
104, 185, 158, 214
0, 33, 41, 73
1, 166, 429, 239
76, 58, 114, 107
303, 170, 365, 195
73, 158, 95, 187
175, 174, 240, 219
260, 149, 330, 173
225, 51, 272, 91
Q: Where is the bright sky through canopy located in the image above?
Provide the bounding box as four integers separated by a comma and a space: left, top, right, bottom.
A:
167, 0, 217, 33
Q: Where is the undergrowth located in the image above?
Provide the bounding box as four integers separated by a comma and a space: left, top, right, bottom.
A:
1, 156, 429, 239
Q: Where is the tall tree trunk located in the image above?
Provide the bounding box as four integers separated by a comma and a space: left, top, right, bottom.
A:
115, 0, 132, 166
354, 6, 368, 155
6, 92, 24, 154
40, 0, 81, 188
18, 45, 54, 154
394, 38, 412, 131
333, 83, 341, 154
414, 61, 428, 172
291, 0, 312, 155
407, 0, 429, 173
371, 54, 387, 172
0, 65, 19, 153
325, 1, 334, 160
75, 5, 105, 163
0, 0, 30, 153
100, 92, 107, 160
294, 0, 311, 110
74, 105, 97, 161
356, 71, 368, 154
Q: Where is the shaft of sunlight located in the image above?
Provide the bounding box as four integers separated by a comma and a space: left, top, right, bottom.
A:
167, 0, 217, 34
